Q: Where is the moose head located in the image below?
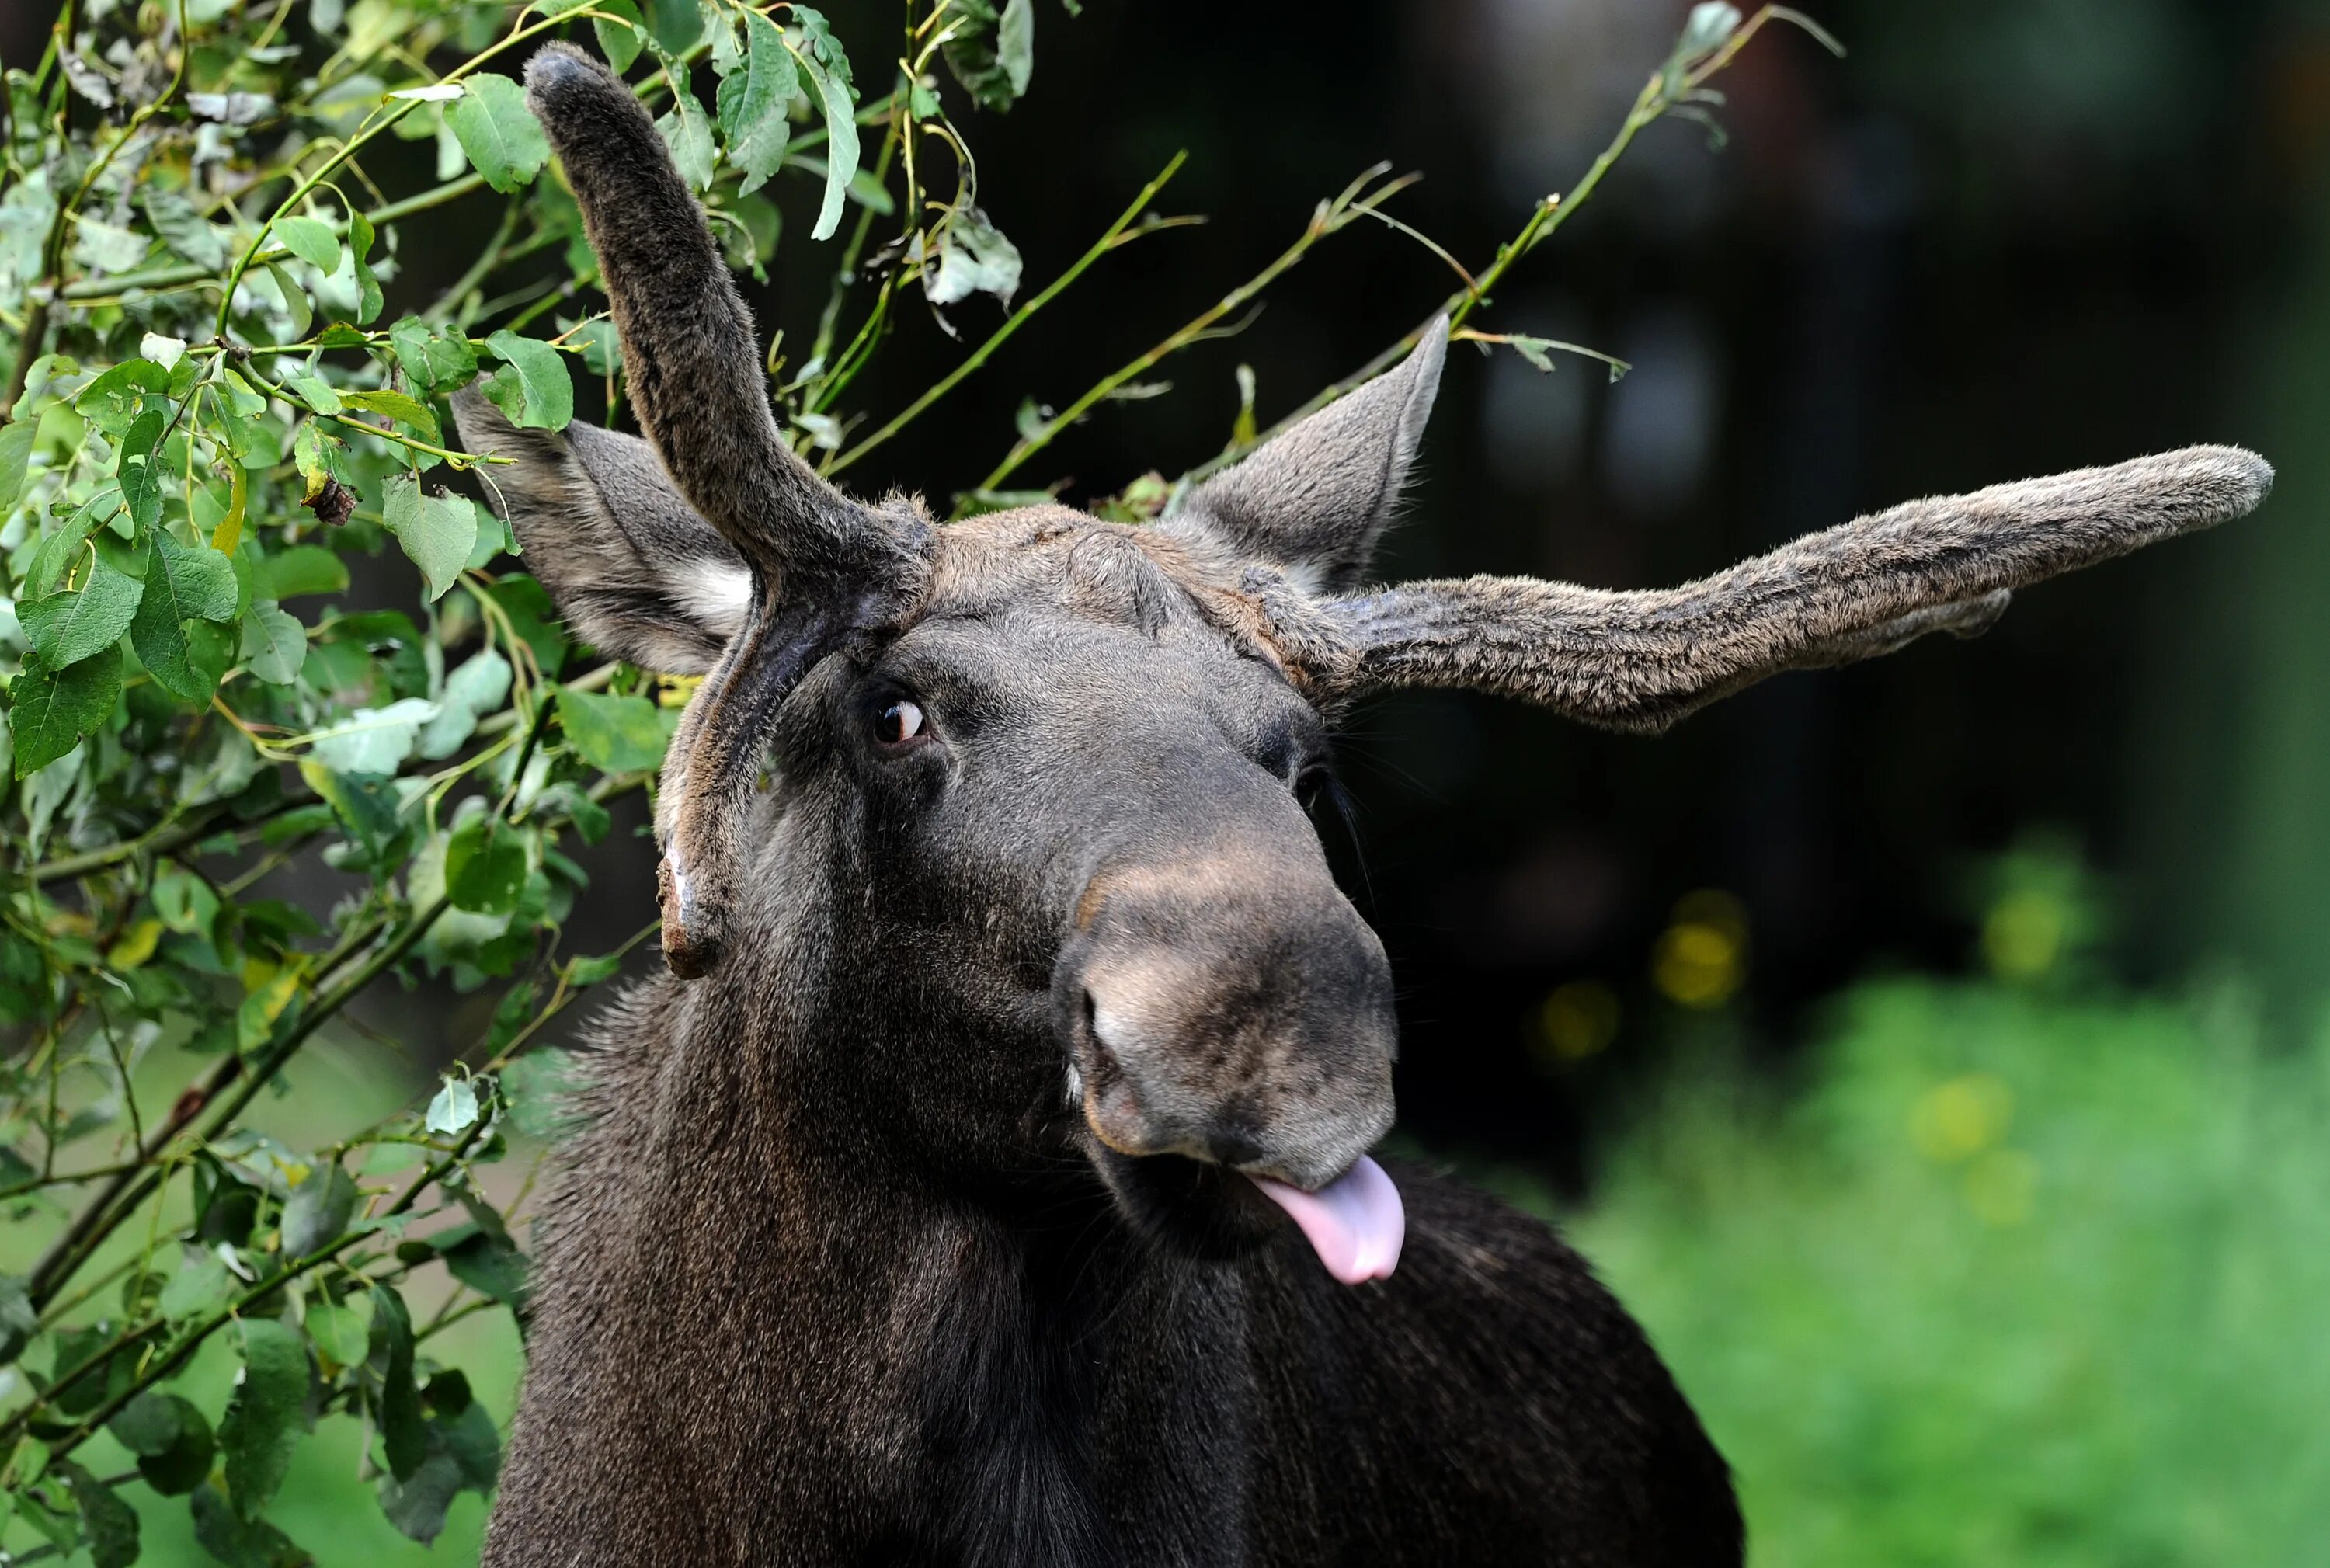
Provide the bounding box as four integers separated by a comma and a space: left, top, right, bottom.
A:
455, 43, 2271, 1289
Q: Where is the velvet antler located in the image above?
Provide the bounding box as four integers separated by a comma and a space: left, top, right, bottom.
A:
1304, 446, 2271, 731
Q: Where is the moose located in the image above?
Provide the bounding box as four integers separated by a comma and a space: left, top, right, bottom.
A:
454, 43, 2272, 1567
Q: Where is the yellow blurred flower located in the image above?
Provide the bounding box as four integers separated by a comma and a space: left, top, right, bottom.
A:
1909, 1073, 2015, 1162
1652, 889, 1748, 1008
1535, 981, 1621, 1063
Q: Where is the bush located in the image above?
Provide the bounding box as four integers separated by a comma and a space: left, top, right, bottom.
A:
1563, 974, 2330, 1566
0, 0, 1824, 1559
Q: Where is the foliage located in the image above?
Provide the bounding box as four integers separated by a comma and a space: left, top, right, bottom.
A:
0, 0, 1821, 1559
1546, 966, 2330, 1563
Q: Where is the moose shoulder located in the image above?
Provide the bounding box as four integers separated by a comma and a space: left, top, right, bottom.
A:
457, 43, 2272, 1568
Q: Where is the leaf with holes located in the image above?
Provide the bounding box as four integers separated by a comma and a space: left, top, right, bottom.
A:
388, 315, 478, 393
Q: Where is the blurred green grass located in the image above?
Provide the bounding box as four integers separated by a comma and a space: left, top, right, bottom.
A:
1554, 976, 2330, 1566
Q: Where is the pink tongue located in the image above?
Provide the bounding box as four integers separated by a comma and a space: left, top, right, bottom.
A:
1244, 1155, 1404, 1285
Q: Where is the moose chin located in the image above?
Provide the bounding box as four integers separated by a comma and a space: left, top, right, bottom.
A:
454, 40, 2272, 1568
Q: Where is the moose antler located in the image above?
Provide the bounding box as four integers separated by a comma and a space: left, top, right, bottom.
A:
1303, 444, 2271, 731
514, 45, 927, 979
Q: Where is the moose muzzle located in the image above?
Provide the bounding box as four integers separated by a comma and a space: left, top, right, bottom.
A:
1055, 841, 1404, 1283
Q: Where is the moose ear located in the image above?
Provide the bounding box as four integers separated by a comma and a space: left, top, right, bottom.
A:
452, 390, 748, 676
1166, 318, 1448, 596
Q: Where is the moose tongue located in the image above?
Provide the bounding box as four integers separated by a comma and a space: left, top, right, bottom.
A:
1245, 1155, 1405, 1285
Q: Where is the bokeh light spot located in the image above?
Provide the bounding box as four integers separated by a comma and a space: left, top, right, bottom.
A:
1910, 1073, 2015, 1162
1535, 980, 1622, 1063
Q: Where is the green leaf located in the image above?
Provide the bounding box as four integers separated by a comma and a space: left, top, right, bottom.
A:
381, 474, 475, 601
644, 0, 704, 55
998, 0, 1035, 96
341, 387, 439, 440
190, 1482, 307, 1568
788, 16, 858, 241
0, 1272, 37, 1363
29, 489, 122, 597
387, 315, 478, 393
219, 1317, 308, 1518
349, 209, 383, 324
304, 1297, 369, 1367
500, 1047, 581, 1138
921, 206, 1023, 308
240, 601, 308, 686
280, 1159, 356, 1257
117, 402, 167, 530
719, 12, 798, 195
110, 1389, 187, 1453
446, 814, 529, 915
307, 697, 434, 775
159, 1246, 237, 1320
253, 543, 348, 600
57, 1460, 141, 1568
370, 1285, 426, 1482
558, 687, 670, 773
447, 71, 550, 193
132, 530, 239, 703
482, 331, 573, 433
263, 262, 311, 339
74, 358, 168, 436
20, 558, 143, 667
118, 1392, 217, 1496
285, 374, 341, 415
441, 1224, 529, 1309
655, 72, 717, 194
418, 645, 512, 758
0, 415, 38, 511
424, 1076, 480, 1136
378, 1450, 464, 1545
593, 0, 645, 71
10, 647, 122, 777
273, 215, 340, 270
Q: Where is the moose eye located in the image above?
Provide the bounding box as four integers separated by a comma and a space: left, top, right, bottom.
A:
874, 699, 927, 746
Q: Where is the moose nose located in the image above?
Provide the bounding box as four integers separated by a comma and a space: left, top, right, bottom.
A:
1058, 850, 1399, 1191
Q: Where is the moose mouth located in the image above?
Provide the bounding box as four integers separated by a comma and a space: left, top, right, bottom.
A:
1080, 1131, 1406, 1285
1244, 1156, 1404, 1285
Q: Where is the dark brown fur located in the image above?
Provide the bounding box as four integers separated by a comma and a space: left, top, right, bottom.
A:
460, 43, 2271, 1568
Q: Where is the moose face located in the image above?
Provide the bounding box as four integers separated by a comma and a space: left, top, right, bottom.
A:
833, 512, 1405, 1275
457, 42, 2270, 1286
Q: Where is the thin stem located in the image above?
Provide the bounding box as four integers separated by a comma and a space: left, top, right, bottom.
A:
826, 151, 1187, 478
1181, 5, 1825, 486
975, 165, 1407, 496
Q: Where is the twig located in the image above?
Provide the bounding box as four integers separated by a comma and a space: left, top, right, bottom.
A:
825, 152, 1189, 478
